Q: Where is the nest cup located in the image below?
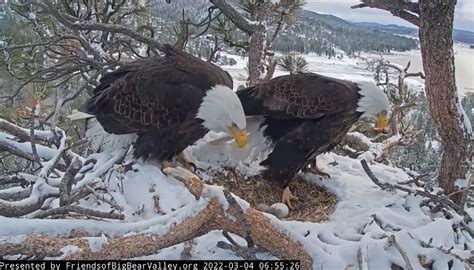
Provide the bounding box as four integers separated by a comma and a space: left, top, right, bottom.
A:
209, 168, 337, 222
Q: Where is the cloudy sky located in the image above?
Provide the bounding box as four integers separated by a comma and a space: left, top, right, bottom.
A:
304, 0, 474, 31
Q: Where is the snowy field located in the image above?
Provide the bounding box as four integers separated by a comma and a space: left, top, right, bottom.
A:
0, 53, 472, 269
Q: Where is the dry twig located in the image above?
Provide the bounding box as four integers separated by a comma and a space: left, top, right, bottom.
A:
360, 160, 471, 224
388, 234, 414, 270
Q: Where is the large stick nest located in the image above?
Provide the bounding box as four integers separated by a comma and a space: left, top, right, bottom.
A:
209, 168, 337, 222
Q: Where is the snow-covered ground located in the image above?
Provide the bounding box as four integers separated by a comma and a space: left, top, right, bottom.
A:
222, 51, 425, 93
1, 53, 472, 269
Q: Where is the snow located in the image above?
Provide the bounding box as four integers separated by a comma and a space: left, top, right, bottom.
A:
26, 12, 36, 20
87, 234, 108, 252
90, 43, 106, 57
0, 52, 472, 269
456, 98, 473, 138
59, 245, 81, 257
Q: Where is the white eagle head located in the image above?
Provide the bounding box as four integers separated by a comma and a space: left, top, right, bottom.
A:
196, 84, 247, 148
355, 81, 391, 131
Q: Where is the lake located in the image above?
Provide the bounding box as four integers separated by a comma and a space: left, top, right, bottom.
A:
384, 44, 474, 97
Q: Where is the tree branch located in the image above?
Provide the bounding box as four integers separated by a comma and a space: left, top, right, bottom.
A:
37, 0, 166, 52
360, 160, 471, 224
388, 234, 414, 270
33, 205, 124, 220
351, 1, 420, 26
209, 0, 256, 35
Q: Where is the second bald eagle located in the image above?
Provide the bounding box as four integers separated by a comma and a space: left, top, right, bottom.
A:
237, 73, 390, 208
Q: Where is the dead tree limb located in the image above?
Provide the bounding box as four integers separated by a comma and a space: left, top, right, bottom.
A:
420, 238, 474, 267
360, 160, 471, 225
29, 107, 41, 164
0, 140, 41, 163
1, 168, 313, 267
0, 187, 32, 201
33, 205, 124, 220
0, 192, 58, 217
217, 231, 264, 260
59, 157, 83, 206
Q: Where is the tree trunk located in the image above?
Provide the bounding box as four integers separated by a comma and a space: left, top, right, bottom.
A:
418, 0, 472, 199
248, 2, 272, 86
248, 25, 266, 86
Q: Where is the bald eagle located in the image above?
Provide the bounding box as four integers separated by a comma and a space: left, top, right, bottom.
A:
81, 45, 247, 168
237, 73, 390, 208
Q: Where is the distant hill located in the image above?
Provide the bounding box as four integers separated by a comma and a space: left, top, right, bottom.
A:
151, 2, 418, 55
272, 10, 418, 55
352, 22, 474, 45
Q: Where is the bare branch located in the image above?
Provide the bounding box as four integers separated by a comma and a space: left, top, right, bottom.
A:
0, 140, 42, 163
0, 187, 32, 201
360, 160, 471, 223
0, 175, 29, 187
0, 119, 56, 145
38, 0, 166, 51
59, 157, 83, 206
33, 205, 124, 220
388, 234, 414, 270
420, 238, 473, 267
351, 1, 420, 26
0, 192, 57, 217
29, 107, 41, 164
210, 0, 256, 35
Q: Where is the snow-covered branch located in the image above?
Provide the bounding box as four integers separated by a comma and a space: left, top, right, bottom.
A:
1, 167, 313, 266
0, 117, 123, 219
361, 159, 472, 226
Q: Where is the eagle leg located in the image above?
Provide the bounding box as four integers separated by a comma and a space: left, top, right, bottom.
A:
176, 152, 196, 172
282, 186, 299, 210
304, 159, 331, 179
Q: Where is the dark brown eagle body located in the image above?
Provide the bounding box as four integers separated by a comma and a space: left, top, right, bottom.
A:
237, 73, 363, 189
81, 45, 233, 161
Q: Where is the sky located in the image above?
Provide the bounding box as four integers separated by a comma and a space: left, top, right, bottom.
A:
304, 0, 474, 32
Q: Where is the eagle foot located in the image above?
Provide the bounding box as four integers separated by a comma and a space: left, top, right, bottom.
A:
282, 186, 299, 210
176, 152, 197, 172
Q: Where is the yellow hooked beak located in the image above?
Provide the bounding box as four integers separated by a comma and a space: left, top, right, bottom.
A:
374, 110, 389, 132
227, 125, 247, 148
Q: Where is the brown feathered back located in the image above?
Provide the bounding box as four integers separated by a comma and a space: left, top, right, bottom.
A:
82, 44, 233, 135
237, 73, 359, 119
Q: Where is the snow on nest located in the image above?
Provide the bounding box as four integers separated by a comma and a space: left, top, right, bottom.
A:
1, 53, 472, 268
1, 138, 471, 268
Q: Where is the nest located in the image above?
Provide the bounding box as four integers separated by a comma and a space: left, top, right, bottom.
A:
209, 168, 337, 223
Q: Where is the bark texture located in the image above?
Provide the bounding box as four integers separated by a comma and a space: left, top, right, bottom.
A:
0, 167, 313, 268
353, 0, 472, 202
418, 0, 471, 197
210, 0, 271, 86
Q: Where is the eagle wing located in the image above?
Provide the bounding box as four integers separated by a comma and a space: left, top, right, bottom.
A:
82, 45, 233, 134
237, 73, 358, 119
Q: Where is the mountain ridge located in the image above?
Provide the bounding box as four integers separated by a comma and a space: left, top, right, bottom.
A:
352, 21, 474, 44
